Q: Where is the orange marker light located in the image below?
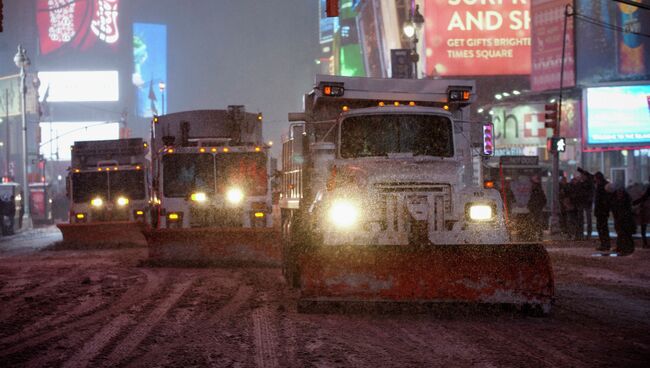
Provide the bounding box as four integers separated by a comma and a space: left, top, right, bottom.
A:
324, 86, 332, 95
378, 101, 385, 107
74, 169, 80, 173
223, 147, 230, 153
342, 105, 349, 112
443, 105, 449, 110
211, 148, 217, 153
394, 101, 400, 106
255, 147, 261, 152
76, 213, 85, 219
168, 213, 179, 220
136, 165, 141, 170
97, 168, 102, 171
484, 180, 495, 189
409, 101, 416, 106
168, 148, 174, 153
199, 147, 206, 153
254, 212, 265, 218
463, 91, 471, 100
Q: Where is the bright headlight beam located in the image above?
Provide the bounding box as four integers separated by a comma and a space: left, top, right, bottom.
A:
90, 197, 103, 207
190, 192, 207, 202
226, 187, 244, 204
469, 204, 493, 221
328, 200, 359, 229
117, 196, 129, 206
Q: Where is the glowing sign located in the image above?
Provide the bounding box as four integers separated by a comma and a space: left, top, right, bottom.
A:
36, 0, 120, 55
133, 23, 167, 117
38, 71, 119, 102
585, 85, 650, 148
424, 0, 531, 76
39, 122, 120, 161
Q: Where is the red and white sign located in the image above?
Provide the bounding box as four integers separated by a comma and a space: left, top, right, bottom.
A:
530, 0, 575, 91
424, 0, 531, 76
36, 0, 120, 55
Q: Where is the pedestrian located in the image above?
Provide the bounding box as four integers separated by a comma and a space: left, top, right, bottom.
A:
588, 170, 612, 251
631, 175, 650, 248
566, 177, 581, 240
527, 175, 547, 241
610, 185, 635, 255
559, 176, 571, 237
575, 169, 595, 239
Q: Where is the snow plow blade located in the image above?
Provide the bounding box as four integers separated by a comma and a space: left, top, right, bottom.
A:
298, 243, 554, 311
144, 228, 282, 266
57, 221, 147, 247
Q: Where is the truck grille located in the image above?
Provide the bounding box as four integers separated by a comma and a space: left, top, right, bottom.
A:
372, 182, 451, 233
189, 206, 243, 228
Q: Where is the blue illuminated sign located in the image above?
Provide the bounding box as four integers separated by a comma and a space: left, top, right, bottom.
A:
585, 85, 650, 147
133, 23, 167, 117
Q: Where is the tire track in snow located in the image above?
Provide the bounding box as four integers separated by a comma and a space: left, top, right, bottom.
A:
0, 269, 163, 360
252, 307, 279, 368
125, 279, 252, 367
61, 314, 132, 368
104, 278, 193, 365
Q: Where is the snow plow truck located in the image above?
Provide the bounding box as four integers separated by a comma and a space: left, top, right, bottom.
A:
144, 107, 279, 266
281, 75, 554, 313
57, 138, 150, 246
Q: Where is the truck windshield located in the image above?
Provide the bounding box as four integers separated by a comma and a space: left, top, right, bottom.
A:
109, 170, 146, 200
72, 172, 108, 203
163, 154, 215, 197
340, 114, 454, 158
217, 152, 268, 196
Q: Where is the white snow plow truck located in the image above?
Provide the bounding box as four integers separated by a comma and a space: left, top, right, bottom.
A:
144, 107, 279, 266
57, 138, 150, 247
281, 75, 554, 312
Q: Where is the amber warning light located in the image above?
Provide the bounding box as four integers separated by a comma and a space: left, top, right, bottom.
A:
448, 90, 471, 101
321, 83, 345, 97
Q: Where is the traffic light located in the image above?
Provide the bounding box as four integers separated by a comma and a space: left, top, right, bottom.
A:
547, 137, 566, 153
544, 103, 558, 130
326, 0, 339, 17
482, 122, 494, 156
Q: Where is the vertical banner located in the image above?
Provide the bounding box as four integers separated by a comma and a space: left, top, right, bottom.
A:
133, 23, 167, 118
424, 0, 531, 76
530, 0, 575, 92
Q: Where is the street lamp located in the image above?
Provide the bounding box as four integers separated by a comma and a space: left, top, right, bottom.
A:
13, 44, 32, 228
403, 5, 424, 79
158, 81, 166, 115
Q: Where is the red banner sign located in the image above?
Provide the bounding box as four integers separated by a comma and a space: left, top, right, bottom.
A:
424, 0, 531, 76
530, 0, 575, 91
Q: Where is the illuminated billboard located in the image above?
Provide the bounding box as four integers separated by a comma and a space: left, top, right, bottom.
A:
319, 0, 339, 44
36, 0, 121, 55
424, 0, 531, 76
38, 71, 119, 102
133, 23, 167, 118
584, 85, 650, 149
39, 122, 120, 161
575, 1, 650, 84
530, 0, 575, 92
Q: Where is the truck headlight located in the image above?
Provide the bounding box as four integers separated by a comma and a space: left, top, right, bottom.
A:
190, 192, 207, 203
226, 187, 244, 204
116, 196, 129, 207
328, 200, 359, 230
90, 197, 103, 207
466, 203, 494, 222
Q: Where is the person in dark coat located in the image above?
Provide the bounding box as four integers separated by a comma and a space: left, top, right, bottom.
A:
610, 185, 635, 255
559, 176, 570, 237
587, 170, 612, 251
527, 175, 547, 241
631, 176, 650, 248
566, 177, 582, 240
575, 171, 595, 240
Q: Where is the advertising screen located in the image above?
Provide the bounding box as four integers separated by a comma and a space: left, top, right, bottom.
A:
39, 122, 120, 161
38, 71, 119, 102
575, 1, 650, 84
584, 85, 650, 148
319, 0, 339, 44
424, 0, 531, 76
36, 0, 121, 55
133, 23, 167, 118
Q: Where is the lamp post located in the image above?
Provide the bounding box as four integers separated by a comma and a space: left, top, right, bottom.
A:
13, 44, 31, 228
403, 4, 424, 79
158, 81, 166, 115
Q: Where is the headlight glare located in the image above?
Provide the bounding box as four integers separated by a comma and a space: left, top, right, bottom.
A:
226, 187, 244, 204
468, 204, 493, 221
190, 192, 207, 202
328, 200, 360, 229
116, 196, 129, 206
90, 197, 103, 207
